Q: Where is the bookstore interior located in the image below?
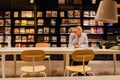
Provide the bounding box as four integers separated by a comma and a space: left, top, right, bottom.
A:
0, 0, 120, 79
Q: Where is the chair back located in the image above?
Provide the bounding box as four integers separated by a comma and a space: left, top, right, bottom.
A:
71, 49, 95, 62
21, 50, 46, 62
35, 43, 50, 47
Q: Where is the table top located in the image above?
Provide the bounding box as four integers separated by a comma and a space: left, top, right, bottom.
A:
1, 76, 120, 80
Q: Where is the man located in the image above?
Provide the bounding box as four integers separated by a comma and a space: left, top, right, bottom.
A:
69, 26, 89, 76
69, 26, 88, 48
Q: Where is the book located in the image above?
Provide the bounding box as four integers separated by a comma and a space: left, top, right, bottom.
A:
5, 36, 11, 43
51, 19, 56, 26
5, 27, 11, 34
44, 27, 49, 34
37, 11, 43, 17
97, 27, 104, 34
52, 36, 57, 42
90, 19, 96, 26
44, 36, 49, 42
5, 11, 10, 18
38, 28, 43, 34
60, 11, 65, 17
21, 20, 27, 26
29, 28, 35, 34
90, 11, 96, 17
61, 36, 66, 42
90, 27, 97, 34
20, 28, 25, 34
27, 20, 34, 26
0, 20, 4, 26
5, 19, 11, 26
15, 20, 20, 26
62, 19, 70, 25
22, 36, 27, 42
50, 28, 55, 34
67, 10, 74, 18
68, 27, 76, 33
37, 19, 44, 25
52, 11, 57, 17
15, 43, 21, 47
21, 11, 34, 18
83, 19, 89, 26
21, 44, 26, 48
83, 11, 89, 17
60, 27, 66, 33
15, 36, 21, 42
14, 28, 20, 34
58, 0, 65, 4
74, 10, 80, 18
0, 36, 4, 42
28, 35, 34, 42
46, 11, 51, 17
14, 12, 19, 17
98, 21, 104, 26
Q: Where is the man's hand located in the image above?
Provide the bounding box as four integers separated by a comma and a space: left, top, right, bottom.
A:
74, 44, 80, 48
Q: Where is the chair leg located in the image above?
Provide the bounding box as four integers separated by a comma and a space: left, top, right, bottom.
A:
40, 72, 47, 77
48, 57, 51, 76
20, 73, 27, 78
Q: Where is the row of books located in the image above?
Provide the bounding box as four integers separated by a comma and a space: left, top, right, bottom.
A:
83, 11, 96, 18
0, 27, 11, 34
15, 35, 34, 42
15, 20, 34, 26
38, 28, 56, 34
14, 28, 34, 34
83, 27, 104, 34
0, 36, 11, 43
83, 19, 104, 26
37, 36, 57, 42
0, 11, 11, 18
0, 19, 11, 26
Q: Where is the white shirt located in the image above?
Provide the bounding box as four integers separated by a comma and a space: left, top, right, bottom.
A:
69, 33, 88, 48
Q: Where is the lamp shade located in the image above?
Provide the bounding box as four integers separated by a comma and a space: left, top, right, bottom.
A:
95, 0, 118, 23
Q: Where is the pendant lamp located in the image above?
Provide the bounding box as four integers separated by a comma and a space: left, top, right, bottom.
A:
95, 0, 118, 23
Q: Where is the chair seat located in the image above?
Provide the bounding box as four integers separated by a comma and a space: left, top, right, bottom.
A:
66, 65, 91, 73
21, 65, 46, 73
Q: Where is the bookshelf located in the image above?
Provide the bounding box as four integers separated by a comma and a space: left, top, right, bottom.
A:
0, 10, 11, 47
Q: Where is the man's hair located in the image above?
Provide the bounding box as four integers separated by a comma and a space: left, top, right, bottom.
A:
76, 26, 82, 31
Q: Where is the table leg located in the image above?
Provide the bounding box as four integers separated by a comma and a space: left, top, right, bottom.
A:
1, 54, 5, 78
113, 53, 117, 75
65, 54, 70, 76
13, 54, 16, 76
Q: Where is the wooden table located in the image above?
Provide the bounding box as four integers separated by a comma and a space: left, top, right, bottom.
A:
0, 47, 119, 78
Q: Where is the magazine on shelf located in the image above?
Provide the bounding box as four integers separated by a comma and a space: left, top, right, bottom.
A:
37, 12, 43, 17
83, 19, 89, 26
29, 28, 35, 34
5, 36, 11, 43
21, 44, 26, 47
46, 11, 52, 17
97, 27, 104, 34
14, 28, 20, 34
5, 27, 11, 34
20, 28, 25, 34
69, 19, 80, 25
67, 10, 74, 18
37, 19, 44, 25
15, 20, 20, 26
25, 28, 30, 34
0, 36, 4, 42
28, 35, 34, 42
5, 11, 10, 18
0, 20, 4, 26
51, 19, 56, 26
83, 11, 89, 17
52, 11, 57, 17
62, 19, 70, 25
90, 27, 97, 34
15, 43, 21, 47
60, 27, 66, 33
44, 27, 49, 34
50, 28, 55, 34
60, 11, 65, 17
15, 36, 21, 42
52, 36, 57, 42
90, 11, 96, 17
21, 11, 34, 18
14, 12, 19, 17
38, 28, 43, 34
22, 36, 27, 42
90, 19, 96, 26
58, 0, 65, 4
61, 36, 66, 42
98, 21, 104, 26
21, 20, 27, 26
68, 27, 76, 33
27, 20, 34, 26
44, 36, 49, 42
74, 10, 80, 18
5, 19, 11, 26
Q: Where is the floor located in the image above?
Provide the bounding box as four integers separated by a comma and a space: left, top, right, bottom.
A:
0, 60, 120, 77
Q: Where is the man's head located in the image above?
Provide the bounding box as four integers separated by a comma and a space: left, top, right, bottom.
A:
75, 26, 82, 37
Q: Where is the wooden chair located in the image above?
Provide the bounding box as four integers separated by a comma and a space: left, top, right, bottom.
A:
64, 49, 95, 76
20, 50, 47, 77
35, 43, 51, 75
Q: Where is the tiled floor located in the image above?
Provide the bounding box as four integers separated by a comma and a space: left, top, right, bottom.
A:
0, 60, 120, 77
